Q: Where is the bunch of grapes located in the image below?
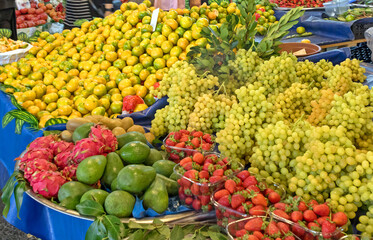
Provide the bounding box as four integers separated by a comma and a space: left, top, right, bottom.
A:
307, 88, 335, 126
295, 60, 325, 88
340, 58, 366, 83
357, 206, 373, 238
325, 65, 353, 96
274, 83, 320, 123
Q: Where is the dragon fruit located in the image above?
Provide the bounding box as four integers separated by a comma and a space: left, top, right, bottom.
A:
89, 125, 118, 153
61, 164, 78, 180
71, 138, 105, 164
19, 159, 58, 182
20, 148, 54, 163
52, 141, 74, 156
54, 151, 73, 169
28, 135, 59, 151
30, 171, 67, 199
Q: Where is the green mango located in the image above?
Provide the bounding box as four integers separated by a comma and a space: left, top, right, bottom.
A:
117, 165, 156, 194
111, 178, 119, 191
152, 160, 176, 178
143, 176, 169, 214
58, 181, 93, 210
117, 131, 147, 148
80, 189, 109, 206
143, 149, 163, 166
119, 141, 150, 164
104, 190, 135, 218
156, 174, 179, 196
72, 122, 94, 143
77, 155, 107, 185
101, 152, 124, 186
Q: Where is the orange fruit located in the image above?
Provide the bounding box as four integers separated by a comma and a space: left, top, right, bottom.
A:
153, 58, 166, 70
150, 47, 163, 59
105, 51, 118, 62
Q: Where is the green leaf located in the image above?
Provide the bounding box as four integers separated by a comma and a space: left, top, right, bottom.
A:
15, 119, 25, 135
9, 95, 23, 110
85, 218, 107, 240
14, 181, 26, 219
209, 231, 228, 240
128, 229, 145, 240
1, 172, 18, 218
156, 225, 170, 239
145, 230, 163, 240
128, 221, 156, 230
170, 225, 184, 240
2, 113, 14, 128
8, 110, 38, 127
103, 215, 126, 240
44, 118, 68, 128
76, 200, 105, 217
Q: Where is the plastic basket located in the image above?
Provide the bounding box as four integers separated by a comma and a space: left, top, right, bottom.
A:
351, 42, 372, 63
352, 20, 373, 39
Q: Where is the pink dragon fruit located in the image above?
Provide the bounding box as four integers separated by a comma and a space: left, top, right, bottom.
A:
54, 151, 73, 169
20, 148, 54, 163
30, 170, 67, 199
71, 138, 105, 164
61, 164, 78, 180
89, 125, 118, 153
19, 159, 58, 182
52, 141, 74, 156
28, 135, 59, 151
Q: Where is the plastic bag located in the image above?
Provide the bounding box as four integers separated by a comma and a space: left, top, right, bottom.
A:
0, 43, 32, 65
365, 27, 373, 62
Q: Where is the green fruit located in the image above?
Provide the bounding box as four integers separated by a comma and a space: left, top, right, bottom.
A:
296, 26, 306, 34
111, 178, 119, 191
72, 122, 94, 143
80, 189, 109, 206
143, 176, 169, 214
143, 149, 163, 166
104, 190, 135, 218
152, 160, 176, 178
77, 155, 107, 184
169, 172, 180, 181
117, 165, 156, 194
101, 152, 124, 186
58, 181, 93, 210
119, 141, 150, 164
116, 131, 147, 148
156, 174, 178, 196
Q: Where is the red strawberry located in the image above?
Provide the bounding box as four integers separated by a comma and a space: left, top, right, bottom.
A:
249, 205, 266, 216
165, 138, 176, 146
322, 220, 336, 238
291, 211, 303, 222
192, 131, 203, 138
184, 170, 198, 180
246, 235, 260, 240
192, 199, 201, 211
292, 224, 306, 237
175, 142, 186, 148
313, 204, 330, 217
214, 189, 230, 200
213, 168, 224, 176
268, 191, 281, 204
317, 216, 330, 225
266, 221, 280, 236
178, 187, 186, 200
284, 236, 295, 240
273, 209, 290, 220
332, 212, 348, 227
179, 130, 189, 134
169, 153, 180, 161
185, 197, 193, 205
247, 185, 261, 193
190, 183, 200, 195
308, 199, 318, 208
298, 201, 308, 212
252, 193, 268, 207
303, 232, 315, 240
237, 170, 251, 181
198, 170, 209, 180
178, 178, 191, 188
231, 194, 246, 209
209, 175, 222, 183
253, 231, 264, 240
180, 157, 192, 166
191, 138, 201, 148
244, 217, 263, 231
203, 162, 214, 172
199, 195, 210, 206
218, 195, 230, 207
201, 143, 211, 151
277, 222, 290, 234
243, 176, 258, 188
307, 222, 321, 231
235, 229, 248, 238
236, 186, 245, 191
274, 202, 288, 211
174, 132, 182, 140
303, 210, 317, 222
225, 179, 237, 194
182, 161, 193, 170
192, 152, 204, 164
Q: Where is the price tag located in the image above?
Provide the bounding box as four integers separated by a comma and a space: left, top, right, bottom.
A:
150, 8, 160, 32
16, 0, 31, 10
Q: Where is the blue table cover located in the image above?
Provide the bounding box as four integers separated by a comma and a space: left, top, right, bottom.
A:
0, 49, 354, 240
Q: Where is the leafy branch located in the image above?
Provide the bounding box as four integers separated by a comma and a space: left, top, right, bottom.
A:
1, 171, 27, 219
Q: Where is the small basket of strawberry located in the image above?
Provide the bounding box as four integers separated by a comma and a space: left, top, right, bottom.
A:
174, 152, 243, 212
211, 170, 286, 228
270, 197, 350, 240
164, 130, 216, 163
227, 216, 301, 240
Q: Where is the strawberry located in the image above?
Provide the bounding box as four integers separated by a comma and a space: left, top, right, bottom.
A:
214, 189, 230, 200
192, 152, 204, 164
244, 217, 263, 231
266, 221, 280, 236
237, 170, 251, 181
291, 224, 306, 237
175, 142, 186, 148
224, 179, 237, 194
291, 211, 303, 222
307, 222, 321, 231
199, 195, 210, 206
182, 161, 193, 170
192, 131, 203, 138
180, 157, 192, 166
317, 216, 330, 225
297, 201, 308, 212
236, 186, 245, 191
192, 199, 201, 211
231, 194, 246, 209
284, 236, 295, 240
243, 176, 258, 188
174, 132, 182, 140
274, 202, 288, 211
303, 210, 317, 222
273, 209, 290, 220
209, 175, 222, 183
179, 178, 191, 188
308, 199, 318, 208
203, 162, 214, 172
332, 212, 348, 227
198, 170, 209, 179
191, 137, 200, 148
184, 169, 198, 180
179, 136, 189, 143
178, 187, 186, 200
218, 195, 230, 207
253, 231, 264, 240
190, 183, 200, 195
264, 188, 275, 196
213, 168, 224, 176
322, 220, 336, 238
246, 235, 260, 240
277, 222, 290, 234
185, 197, 193, 205
169, 153, 180, 161
249, 205, 266, 216
252, 193, 268, 207
236, 205, 246, 214
313, 204, 330, 217
179, 130, 189, 135
247, 185, 261, 193
165, 138, 176, 146
303, 232, 315, 240
235, 229, 248, 238
268, 191, 281, 204
201, 143, 211, 151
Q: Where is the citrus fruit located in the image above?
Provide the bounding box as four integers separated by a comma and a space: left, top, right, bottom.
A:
296, 26, 306, 34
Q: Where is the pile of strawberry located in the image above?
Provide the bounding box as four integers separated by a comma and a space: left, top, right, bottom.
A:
271, 197, 349, 239
270, 0, 331, 8
228, 216, 298, 240
212, 170, 283, 227
176, 153, 242, 212
164, 130, 215, 163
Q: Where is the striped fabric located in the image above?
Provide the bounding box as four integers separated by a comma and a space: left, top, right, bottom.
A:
64, 0, 92, 28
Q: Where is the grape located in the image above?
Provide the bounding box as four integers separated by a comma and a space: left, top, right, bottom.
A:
357, 206, 373, 238
307, 88, 335, 125
340, 58, 366, 83
295, 60, 326, 88
325, 65, 353, 96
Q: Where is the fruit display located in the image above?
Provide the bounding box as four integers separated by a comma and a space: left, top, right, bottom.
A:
325, 8, 373, 22
0, 37, 28, 53
0, 1, 241, 128
175, 152, 243, 212
270, 0, 332, 8
254, 4, 277, 35
15, 1, 49, 29
164, 130, 215, 162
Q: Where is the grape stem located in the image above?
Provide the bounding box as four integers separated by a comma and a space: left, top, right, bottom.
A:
215, 82, 227, 96
292, 113, 306, 131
